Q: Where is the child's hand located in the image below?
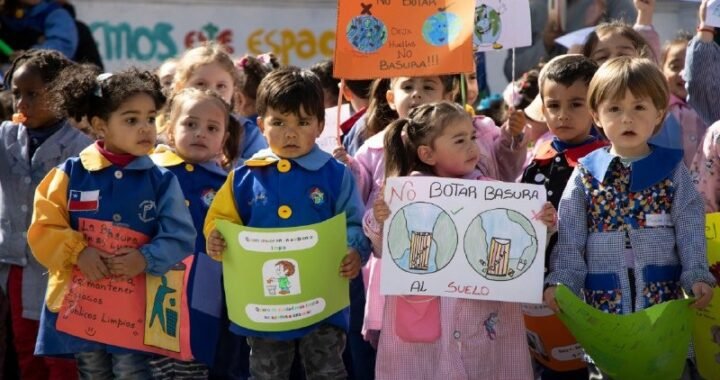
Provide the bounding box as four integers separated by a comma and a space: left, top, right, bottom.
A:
700, 0, 709, 26
506, 109, 526, 137
207, 229, 227, 258
691, 282, 714, 309
634, 0, 655, 25
333, 145, 351, 165
107, 248, 147, 280
373, 195, 391, 223
340, 248, 361, 279
77, 247, 111, 282
543, 286, 559, 313
538, 202, 558, 232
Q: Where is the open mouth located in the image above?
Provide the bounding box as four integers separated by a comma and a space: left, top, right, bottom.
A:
621, 131, 637, 137
138, 139, 153, 146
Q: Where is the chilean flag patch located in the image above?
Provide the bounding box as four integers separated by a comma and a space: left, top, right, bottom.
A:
68, 190, 99, 211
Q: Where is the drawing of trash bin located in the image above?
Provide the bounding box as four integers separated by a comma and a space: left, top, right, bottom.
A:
267, 284, 277, 296
409, 231, 432, 271
487, 237, 510, 276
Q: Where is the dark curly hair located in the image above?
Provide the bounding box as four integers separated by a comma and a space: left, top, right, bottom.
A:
309, 59, 340, 103
3, 49, 75, 91
237, 54, 281, 102
49, 66, 166, 122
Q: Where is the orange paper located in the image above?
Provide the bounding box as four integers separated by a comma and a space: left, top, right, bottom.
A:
523, 304, 586, 372
334, 0, 475, 79
57, 218, 192, 360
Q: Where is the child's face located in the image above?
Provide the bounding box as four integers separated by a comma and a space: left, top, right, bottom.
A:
590, 33, 637, 65
96, 93, 157, 156
418, 117, 479, 178
541, 80, 594, 145
662, 44, 687, 100
171, 98, 227, 164
466, 71, 479, 106
258, 106, 323, 159
387, 76, 451, 118
10, 64, 57, 129
186, 62, 234, 105
158, 61, 177, 92
591, 90, 664, 157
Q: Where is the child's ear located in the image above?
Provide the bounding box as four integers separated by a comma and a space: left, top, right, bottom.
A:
90, 116, 107, 135
443, 91, 454, 101
590, 110, 602, 128
417, 145, 435, 166
386, 90, 397, 111
257, 116, 265, 133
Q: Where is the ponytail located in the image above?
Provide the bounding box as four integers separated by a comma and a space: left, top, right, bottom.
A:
384, 118, 414, 178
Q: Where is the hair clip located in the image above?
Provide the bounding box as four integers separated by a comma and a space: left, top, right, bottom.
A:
236, 57, 249, 69
94, 73, 113, 98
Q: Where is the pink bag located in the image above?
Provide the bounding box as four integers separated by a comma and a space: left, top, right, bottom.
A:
394, 295, 441, 343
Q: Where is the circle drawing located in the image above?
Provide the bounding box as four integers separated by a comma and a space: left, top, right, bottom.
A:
346, 4, 388, 54
474, 4, 503, 49
387, 202, 457, 274
464, 208, 538, 281
422, 9, 462, 46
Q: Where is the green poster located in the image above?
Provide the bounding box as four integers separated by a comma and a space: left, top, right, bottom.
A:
555, 285, 693, 380
216, 214, 350, 332
694, 213, 720, 380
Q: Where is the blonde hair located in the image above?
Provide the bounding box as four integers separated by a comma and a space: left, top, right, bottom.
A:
172, 43, 241, 101
588, 57, 669, 132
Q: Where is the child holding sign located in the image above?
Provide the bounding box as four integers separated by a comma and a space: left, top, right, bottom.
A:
366, 101, 557, 379
543, 57, 716, 378
149, 88, 239, 378
28, 67, 196, 379
204, 67, 370, 380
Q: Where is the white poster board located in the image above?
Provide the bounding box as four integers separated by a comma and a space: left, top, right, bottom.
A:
705, 0, 720, 28
473, 0, 532, 52
380, 177, 546, 303
317, 104, 351, 154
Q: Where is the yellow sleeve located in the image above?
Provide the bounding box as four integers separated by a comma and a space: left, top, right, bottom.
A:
28, 168, 87, 272
203, 171, 243, 259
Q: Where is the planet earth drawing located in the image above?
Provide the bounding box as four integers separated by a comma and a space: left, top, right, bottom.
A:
422, 9, 462, 46
474, 4, 503, 49
346, 4, 388, 54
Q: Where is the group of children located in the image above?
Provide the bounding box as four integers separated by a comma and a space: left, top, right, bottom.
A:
0, 0, 718, 379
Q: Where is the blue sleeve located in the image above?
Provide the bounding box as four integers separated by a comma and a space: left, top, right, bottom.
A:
685, 36, 720, 125
336, 166, 371, 263
140, 172, 197, 276
36, 8, 78, 58
240, 120, 268, 162
546, 167, 588, 296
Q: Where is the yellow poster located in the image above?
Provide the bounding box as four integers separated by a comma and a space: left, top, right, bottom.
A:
695, 213, 720, 380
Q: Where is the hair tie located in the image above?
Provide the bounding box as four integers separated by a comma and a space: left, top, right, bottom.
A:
94, 73, 113, 98
236, 57, 249, 70
256, 53, 276, 70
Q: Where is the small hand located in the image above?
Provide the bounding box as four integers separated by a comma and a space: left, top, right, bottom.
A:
373, 194, 391, 223
691, 282, 714, 309
77, 247, 111, 282
543, 286, 559, 313
506, 109, 526, 137
106, 248, 147, 280
333, 145, 351, 164
340, 248, 361, 279
207, 229, 227, 258
538, 202, 558, 232
634, 0, 655, 13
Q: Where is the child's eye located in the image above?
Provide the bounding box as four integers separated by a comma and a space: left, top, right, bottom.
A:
571, 102, 584, 108
424, 86, 436, 91
271, 120, 283, 126
148, 116, 156, 124
546, 103, 559, 109
299, 120, 311, 127
126, 117, 138, 125
208, 125, 219, 132
217, 84, 228, 90
635, 105, 646, 111
402, 85, 414, 91
470, 134, 477, 141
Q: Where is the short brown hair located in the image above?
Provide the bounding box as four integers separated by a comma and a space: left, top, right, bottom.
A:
538, 54, 598, 101
583, 21, 656, 62
588, 57, 669, 132
256, 67, 325, 123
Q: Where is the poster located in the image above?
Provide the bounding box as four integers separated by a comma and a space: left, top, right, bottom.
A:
522, 304, 586, 372
555, 285, 693, 380
334, 0, 475, 79
473, 0, 532, 52
380, 177, 547, 303
317, 104, 351, 154
57, 218, 192, 359
216, 214, 350, 332
705, 0, 720, 28
694, 213, 720, 379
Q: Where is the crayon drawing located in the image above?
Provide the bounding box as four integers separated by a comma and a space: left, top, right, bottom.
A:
263, 259, 302, 297
474, 0, 531, 52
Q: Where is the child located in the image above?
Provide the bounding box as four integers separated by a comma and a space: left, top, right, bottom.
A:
340, 78, 395, 157
235, 53, 280, 121
543, 57, 715, 377
339, 79, 372, 139
149, 88, 239, 378
685, 0, 720, 126
0, 49, 92, 380
0, 0, 78, 61
157, 58, 178, 95
367, 101, 556, 379
310, 59, 341, 108
172, 43, 267, 165
521, 54, 606, 380
28, 66, 196, 378
204, 67, 370, 379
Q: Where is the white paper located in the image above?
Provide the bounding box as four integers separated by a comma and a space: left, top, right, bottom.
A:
380, 177, 547, 303
317, 104, 351, 154
554, 26, 596, 49
705, 0, 720, 28
474, 0, 532, 52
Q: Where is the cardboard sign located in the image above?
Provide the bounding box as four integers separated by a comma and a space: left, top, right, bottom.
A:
216, 214, 350, 332
380, 177, 547, 303
694, 213, 720, 379
334, 0, 475, 79
57, 218, 192, 359
473, 0, 532, 52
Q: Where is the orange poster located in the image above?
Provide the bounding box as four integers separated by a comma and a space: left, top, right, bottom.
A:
56, 218, 192, 360
522, 304, 586, 372
334, 0, 475, 79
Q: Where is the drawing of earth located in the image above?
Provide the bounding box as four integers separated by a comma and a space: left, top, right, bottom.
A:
464, 208, 537, 281
474, 4, 503, 49
422, 10, 462, 46
346, 12, 388, 54
387, 202, 457, 274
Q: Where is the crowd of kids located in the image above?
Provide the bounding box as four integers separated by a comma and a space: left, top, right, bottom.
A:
0, 0, 718, 379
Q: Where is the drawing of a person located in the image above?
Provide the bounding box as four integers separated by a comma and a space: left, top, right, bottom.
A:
273, 260, 295, 295
149, 275, 176, 332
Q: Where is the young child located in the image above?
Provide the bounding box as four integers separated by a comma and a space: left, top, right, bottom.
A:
204, 67, 370, 379
310, 59, 341, 109
340, 78, 395, 157
339, 79, 372, 139
149, 88, 239, 378
0, 49, 92, 380
521, 54, 606, 380
172, 43, 267, 165
685, 0, 720, 126
543, 57, 715, 377
367, 101, 555, 379
28, 67, 196, 379
235, 53, 280, 121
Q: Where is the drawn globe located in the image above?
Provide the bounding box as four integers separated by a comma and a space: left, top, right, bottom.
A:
422, 11, 462, 46
473, 4, 502, 46
386, 202, 457, 274
463, 208, 537, 281
346, 13, 388, 54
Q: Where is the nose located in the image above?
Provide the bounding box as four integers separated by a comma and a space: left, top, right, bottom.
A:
15, 95, 28, 113
411, 89, 422, 99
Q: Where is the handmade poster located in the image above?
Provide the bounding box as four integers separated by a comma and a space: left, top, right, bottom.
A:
522, 304, 585, 372
380, 177, 547, 303
217, 214, 350, 332
334, 0, 475, 79
555, 285, 693, 380
318, 104, 351, 154
473, 0, 532, 52
694, 213, 720, 379
57, 218, 192, 360
705, 0, 720, 28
